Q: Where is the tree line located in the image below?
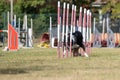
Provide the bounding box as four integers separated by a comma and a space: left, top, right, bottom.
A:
0, 0, 119, 37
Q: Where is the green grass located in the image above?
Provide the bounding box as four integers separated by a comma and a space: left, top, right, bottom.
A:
0, 47, 120, 80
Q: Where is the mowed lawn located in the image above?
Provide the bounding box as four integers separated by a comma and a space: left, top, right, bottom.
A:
0, 47, 120, 80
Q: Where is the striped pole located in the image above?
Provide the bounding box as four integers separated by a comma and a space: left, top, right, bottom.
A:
70, 5, 74, 56
83, 8, 87, 43
89, 12, 92, 43
57, 1, 61, 58
87, 11, 92, 54
86, 10, 89, 54
65, 3, 69, 57
78, 7, 82, 32
62, 2, 66, 57
86, 10, 90, 43
73, 5, 76, 33
78, 7, 83, 53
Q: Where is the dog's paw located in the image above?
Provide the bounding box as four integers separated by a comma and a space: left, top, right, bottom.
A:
84, 53, 89, 57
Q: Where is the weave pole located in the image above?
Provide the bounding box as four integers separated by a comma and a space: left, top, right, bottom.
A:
86, 10, 92, 54
73, 5, 76, 32
57, 1, 92, 58
86, 10, 90, 43
57, 1, 61, 58
62, 2, 66, 58
83, 8, 87, 43
78, 7, 82, 32
89, 12, 92, 44
65, 3, 69, 57
70, 5, 74, 56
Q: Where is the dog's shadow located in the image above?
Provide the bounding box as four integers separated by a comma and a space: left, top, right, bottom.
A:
0, 68, 27, 74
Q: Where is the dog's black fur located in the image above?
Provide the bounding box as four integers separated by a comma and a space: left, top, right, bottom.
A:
72, 31, 85, 51
64, 31, 86, 56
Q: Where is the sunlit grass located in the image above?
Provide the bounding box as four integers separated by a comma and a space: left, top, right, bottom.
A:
0, 47, 120, 80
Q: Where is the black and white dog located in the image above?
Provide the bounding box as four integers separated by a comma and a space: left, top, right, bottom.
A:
65, 31, 88, 57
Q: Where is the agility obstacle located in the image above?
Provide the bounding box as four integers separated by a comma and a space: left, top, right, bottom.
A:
6, 11, 18, 51
93, 18, 101, 47
1, 0, 33, 51
21, 15, 33, 48
106, 16, 115, 47
93, 15, 117, 48
8, 23, 18, 50
49, 16, 59, 48
2, 12, 33, 51
49, 2, 120, 58
57, 1, 92, 58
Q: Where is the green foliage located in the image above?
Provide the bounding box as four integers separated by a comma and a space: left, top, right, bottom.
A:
21, 0, 47, 14
40, 5, 56, 13
33, 14, 50, 38
0, 0, 9, 14
102, 1, 120, 18
14, 0, 23, 14
23, 0, 45, 8
112, 3, 120, 18
0, 0, 120, 37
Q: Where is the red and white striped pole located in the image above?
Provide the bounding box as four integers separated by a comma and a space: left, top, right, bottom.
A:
70, 5, 74, 56
73, 5, 76, 33
82, 8, 89, 57
65, 3, 69, 57
78, 7, 82, 32
62, 2, 66, 58
89, 12, 92, 54
57, 1, 61, 58
83, 8, 87, 43
86, 10, 92, 54
86, 10, 90, 43
89, 12, 92, 44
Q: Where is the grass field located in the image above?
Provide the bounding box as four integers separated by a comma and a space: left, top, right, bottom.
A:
0, 47, 120, 80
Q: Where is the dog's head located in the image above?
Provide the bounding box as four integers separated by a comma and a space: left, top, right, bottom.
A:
66, 31, 83, 48
72, 31, 83, 44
